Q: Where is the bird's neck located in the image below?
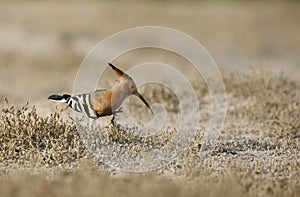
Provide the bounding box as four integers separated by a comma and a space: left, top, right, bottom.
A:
111, 87, 129, 110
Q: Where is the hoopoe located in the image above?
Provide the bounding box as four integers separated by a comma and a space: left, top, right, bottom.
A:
48, 63, 153, 122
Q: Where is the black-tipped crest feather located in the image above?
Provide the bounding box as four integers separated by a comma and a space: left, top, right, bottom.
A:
108, 62, 124, 77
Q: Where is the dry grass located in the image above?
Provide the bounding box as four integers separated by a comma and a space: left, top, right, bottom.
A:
0, 101, 84, 169
0, 71, 299, 196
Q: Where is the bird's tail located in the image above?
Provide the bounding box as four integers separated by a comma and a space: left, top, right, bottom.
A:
48, 94, 71, 103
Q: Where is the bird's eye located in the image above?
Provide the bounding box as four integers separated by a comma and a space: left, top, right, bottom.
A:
131, 85, 135, 89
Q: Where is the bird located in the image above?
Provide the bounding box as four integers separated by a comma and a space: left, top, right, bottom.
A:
48, 63, 153, 124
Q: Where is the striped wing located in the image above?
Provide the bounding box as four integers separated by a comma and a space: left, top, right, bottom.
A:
68, 89, 107, 119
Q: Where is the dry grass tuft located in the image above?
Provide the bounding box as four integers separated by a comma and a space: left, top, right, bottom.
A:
0, 101, 85, 169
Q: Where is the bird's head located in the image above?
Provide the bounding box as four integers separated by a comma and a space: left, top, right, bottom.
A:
108, 62, 153, 115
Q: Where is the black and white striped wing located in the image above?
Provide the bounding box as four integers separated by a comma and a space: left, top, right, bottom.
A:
67, 89, 107, 119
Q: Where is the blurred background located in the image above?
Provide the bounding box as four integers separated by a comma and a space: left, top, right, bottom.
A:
0, 0, 299, 109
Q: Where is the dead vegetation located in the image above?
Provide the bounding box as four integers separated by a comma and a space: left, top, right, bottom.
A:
0, 100, 85, 169
0, 71, 299, 196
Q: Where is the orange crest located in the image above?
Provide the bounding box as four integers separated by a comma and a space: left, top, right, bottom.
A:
108, 62, 124, 77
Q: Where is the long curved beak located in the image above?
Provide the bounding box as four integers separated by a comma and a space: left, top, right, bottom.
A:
135, 92, 154, 115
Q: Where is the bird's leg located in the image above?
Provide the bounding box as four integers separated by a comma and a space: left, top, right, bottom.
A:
110, 107, 123, 126
111, 114, 116, 126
